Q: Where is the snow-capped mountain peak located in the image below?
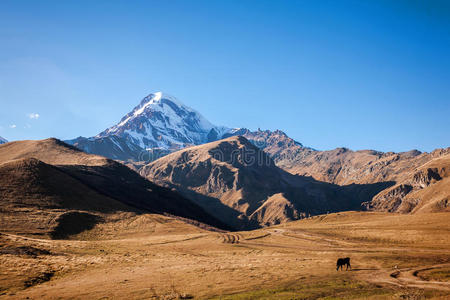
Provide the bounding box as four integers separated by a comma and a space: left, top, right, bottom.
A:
0, 136, 8, 144
132, 92, 162, 116
66, 92, 307, 162
97, 92, 230, 150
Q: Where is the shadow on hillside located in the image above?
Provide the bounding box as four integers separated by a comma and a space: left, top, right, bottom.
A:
51, 211, 103, 239
340, 181, 396, 209
158, 185, 253, 231
57, 163, 232, 231
282, 169, 396, 214
158, 170, 395, 232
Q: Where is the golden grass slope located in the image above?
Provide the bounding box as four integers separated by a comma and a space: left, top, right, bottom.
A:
0, 138, 230, 238
0, 138, 108, 166
0, 157, 136, 237
1, 211, 449, 299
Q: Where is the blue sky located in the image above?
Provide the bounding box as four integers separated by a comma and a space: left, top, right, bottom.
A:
0, 0, 449, 152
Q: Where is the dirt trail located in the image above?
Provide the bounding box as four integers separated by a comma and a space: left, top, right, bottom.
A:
145, 234, 206, 246
268, 228, 447, 254
353, 263, 450, 292
278, 230, 450, 291
395, 264, 450, 291
220, 233, 242, 244
231, 228, 450, 292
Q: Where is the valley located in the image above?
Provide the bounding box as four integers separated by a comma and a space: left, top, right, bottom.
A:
1, 211, 449, 299
1, 93, 449, 299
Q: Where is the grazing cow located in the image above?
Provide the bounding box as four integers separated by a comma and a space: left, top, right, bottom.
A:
336, 257, 351, 271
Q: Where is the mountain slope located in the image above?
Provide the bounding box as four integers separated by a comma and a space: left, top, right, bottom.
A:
66, 135, 145, 161
365, 152, 450, 213
239, 129, 442, 185
0, 139, 229, 237
0, 157, 134, 238
67, 92, 233, 161
141, 136, 389, 229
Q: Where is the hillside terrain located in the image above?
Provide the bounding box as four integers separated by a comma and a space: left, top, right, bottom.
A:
141, 136, 390, 229
0, 138, 228, 237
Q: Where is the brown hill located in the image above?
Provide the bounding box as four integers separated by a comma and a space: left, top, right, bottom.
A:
0, 138, 108, 166
141, 136, 389, 229
0, 138, 229, 237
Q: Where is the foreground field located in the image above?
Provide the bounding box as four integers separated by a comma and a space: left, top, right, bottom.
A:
1, 211, 449, 299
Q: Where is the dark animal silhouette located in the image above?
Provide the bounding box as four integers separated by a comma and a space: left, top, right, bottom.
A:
336, 257, 351, 271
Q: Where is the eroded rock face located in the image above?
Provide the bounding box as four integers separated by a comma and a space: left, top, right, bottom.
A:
363, 153, 450, 214
141, 136, 290, 229
411, 168, 442, 188
364, 184, 414, 212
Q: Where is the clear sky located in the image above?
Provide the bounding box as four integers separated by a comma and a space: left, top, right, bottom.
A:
0, 0, 449, 152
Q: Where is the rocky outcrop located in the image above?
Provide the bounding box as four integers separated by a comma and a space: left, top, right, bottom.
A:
411, 168, 442, 188
364, 184, 414, 212
364, 153, 450, 213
